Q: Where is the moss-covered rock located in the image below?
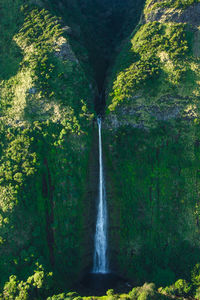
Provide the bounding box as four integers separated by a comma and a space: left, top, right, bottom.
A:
2, 0, 200, 296
0, 0, 96, 290
106, 17, 200, 129
104, 0, 200, 287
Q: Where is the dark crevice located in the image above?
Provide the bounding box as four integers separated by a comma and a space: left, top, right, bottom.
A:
49, 0, 146, 115
94, 90, 106, 117
77, 0, 146, 95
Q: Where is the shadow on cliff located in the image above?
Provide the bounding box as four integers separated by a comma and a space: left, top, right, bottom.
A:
0, 39, 23, 81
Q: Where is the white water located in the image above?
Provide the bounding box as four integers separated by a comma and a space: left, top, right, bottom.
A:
93, 117, 109, 274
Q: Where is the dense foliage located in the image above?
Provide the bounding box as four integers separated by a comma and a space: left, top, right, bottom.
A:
1, 0, 200, 298
108, 21, 197, 118
0, 0, 94, 291
2, 264, 200, 299
104, 0, 200, 294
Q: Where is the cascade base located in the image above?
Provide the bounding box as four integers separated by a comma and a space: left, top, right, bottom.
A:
78, 273, 133, 296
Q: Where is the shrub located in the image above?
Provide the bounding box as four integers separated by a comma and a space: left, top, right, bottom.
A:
174, 279, 191, 296
195, 287, 200, 299
129, 283, 157, 300
192, 263, 200, 286
107, 289, 115, 296
159, 279, 191, 297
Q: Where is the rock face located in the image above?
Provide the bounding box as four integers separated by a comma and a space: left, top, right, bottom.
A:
103, 0, 200, 285
1, 0, 200, 292
0, 0, 96, 289
105, 95, 197, 130
106, 0, 200, 130
54, 36, 78, 63
143, 2, 200, 26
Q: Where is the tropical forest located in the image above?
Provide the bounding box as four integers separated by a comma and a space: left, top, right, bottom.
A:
1, 0, 200, 299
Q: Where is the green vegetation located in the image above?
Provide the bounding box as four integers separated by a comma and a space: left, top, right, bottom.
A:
0, 0, 94, 291
145, 0, 200, 14
2, 265, 200, 299
1, 0, 200, 298
0, 0, 25, 81
108, 21, 197, 118
0, 0, 148, 291
0, 265, 52, 300
104, 0, 200, 292
0, 6, 93, 123
104, 120, 200, 285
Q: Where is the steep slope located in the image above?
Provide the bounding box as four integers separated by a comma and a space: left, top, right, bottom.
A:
0, 0, 146, 292
2, 0, 200, 297
104, 0, 200, 287
0, 0, 96, 289
106, 0, 200, 127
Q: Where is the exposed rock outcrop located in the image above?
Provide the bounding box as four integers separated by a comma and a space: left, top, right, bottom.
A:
143, 2, 200, 27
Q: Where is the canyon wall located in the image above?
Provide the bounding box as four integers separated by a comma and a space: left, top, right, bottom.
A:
1, 0, 200, 293
105, 0, 200, 286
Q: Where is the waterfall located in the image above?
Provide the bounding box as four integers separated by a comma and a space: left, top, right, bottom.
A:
93, 117, 109, 274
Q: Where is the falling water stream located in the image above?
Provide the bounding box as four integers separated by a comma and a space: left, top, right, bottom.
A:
79, 117, 131, 294
93, 117, 109, 274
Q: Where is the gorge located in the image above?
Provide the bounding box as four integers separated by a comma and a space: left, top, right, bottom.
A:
1, 0, 200, 299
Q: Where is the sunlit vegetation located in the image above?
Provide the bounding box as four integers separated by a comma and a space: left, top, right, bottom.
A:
104, 0, 200, 291
2, 263, 200, 299
0, 0, 94, 291
1, 0, 200, 298
108, 21, 194, 112
145, 0, 200, 14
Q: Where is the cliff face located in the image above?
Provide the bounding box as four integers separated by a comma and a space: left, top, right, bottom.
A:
144, 0, 200, 25
0, 0, 147, 289
106, 1, 200, 128
1, 0, 200, 293
0, 0, 97, 288
104, 0, 200, 286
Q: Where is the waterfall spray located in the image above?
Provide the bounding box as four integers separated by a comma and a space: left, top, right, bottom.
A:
93, 117, 109, 274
